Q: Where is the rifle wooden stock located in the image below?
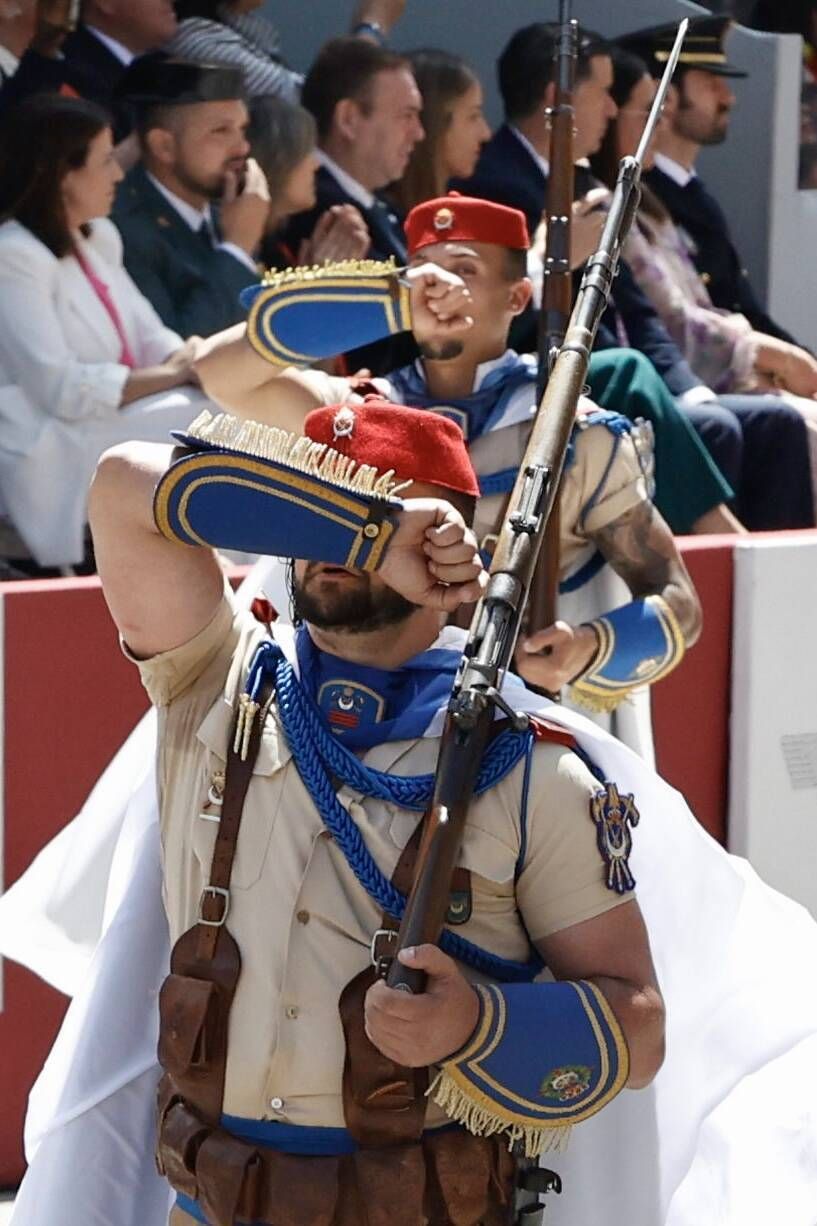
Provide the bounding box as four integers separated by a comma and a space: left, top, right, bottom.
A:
384, 23, 688, 996
532, 2, 578, 643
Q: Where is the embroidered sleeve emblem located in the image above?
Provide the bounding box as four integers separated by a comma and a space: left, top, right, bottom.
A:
590, 782, 640, 894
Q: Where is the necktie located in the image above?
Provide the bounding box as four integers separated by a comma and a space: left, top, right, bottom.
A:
197, 216, 215, 248
366, 198, 407, 263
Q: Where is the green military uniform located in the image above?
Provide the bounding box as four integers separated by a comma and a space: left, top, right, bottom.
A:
112, 164, 257, 339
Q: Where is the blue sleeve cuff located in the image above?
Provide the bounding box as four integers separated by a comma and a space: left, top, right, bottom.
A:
240, 260, 412, 367
153, 411, 403, 570
570, 595, 686, 711
431, 980, 629, 1156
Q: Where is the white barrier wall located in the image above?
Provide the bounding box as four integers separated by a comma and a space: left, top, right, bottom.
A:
729, 535, 817, 916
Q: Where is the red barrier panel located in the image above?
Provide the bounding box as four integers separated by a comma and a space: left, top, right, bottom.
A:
651, 536, 736, 845
0, 577, 149, 1186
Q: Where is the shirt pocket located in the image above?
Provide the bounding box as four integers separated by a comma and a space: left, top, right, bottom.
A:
192, 697, 291, 891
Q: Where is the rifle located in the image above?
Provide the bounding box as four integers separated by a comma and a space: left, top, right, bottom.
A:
529, 0, 579, 670
385, 18, 689, 990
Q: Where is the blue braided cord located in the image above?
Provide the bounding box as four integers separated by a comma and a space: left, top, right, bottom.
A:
253, 641, 530, 809
254, 643, 541, 982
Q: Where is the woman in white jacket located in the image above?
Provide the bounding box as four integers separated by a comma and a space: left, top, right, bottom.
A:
0, 93, 211, 569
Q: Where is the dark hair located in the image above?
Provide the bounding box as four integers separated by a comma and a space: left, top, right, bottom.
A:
0, 94, 111, 257
590, 44, 668, 223
498, 23, 610, 122
394, 49, 479, 212
248, 95, 317, 209
591, 44, 651, 189
174, 0, 225, 19
301, 37, 409, 142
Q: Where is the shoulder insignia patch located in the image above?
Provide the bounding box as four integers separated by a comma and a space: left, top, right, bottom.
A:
590, 782, 639, 894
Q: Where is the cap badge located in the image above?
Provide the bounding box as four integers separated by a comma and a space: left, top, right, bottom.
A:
332, 407, 356, 440
433, 206, 455, 232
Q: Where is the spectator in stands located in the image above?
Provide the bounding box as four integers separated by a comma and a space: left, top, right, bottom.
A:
457, 20, 814, 531
0, 95, 209, 570
598, 45, 817, 400
0, 0, 35, 83
166, 0, 406, 101
112, 57, 267, 337
61, 0, 178, 107
0, 0, 96, 116
624, 16, 806, 346
284, 38, 424, 264
248, 94, 369, 269
595, 43, 817, 500
392, 48, 490, 214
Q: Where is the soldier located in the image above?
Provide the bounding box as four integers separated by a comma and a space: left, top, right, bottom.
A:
88, 397, 664, 1226
195, 194, 701, 727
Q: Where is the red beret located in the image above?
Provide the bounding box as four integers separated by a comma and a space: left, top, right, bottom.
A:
304, 400, 480, 498
405, 191, 530, 256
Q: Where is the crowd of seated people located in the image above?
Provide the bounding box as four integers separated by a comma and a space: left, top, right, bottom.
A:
0, 1, 813, 576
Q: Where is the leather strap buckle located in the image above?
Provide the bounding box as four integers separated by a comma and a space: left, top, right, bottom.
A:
198, 886, 231, 927
370, 927, 398, 977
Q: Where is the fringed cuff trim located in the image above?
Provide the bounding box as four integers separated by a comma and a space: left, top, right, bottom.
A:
569, 595, 686, 711
431, 981, 629, 1157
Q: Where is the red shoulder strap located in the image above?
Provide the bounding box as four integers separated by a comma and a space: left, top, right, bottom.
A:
529, 715, 577, 750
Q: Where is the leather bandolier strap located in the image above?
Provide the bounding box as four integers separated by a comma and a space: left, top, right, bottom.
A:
155, 675, 518, 1226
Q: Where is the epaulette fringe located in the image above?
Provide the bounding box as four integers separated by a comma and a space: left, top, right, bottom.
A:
185, 409, 410, 500
428, 1071, 572, 1159
259, 256, 400, 289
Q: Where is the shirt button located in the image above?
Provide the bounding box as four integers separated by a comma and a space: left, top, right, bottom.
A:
296, 910, 310, 925
285, 1005, 300, 1020
270, 1097, 284, 1110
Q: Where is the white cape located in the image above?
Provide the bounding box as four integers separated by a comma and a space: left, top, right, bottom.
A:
2, 560, 817, 1226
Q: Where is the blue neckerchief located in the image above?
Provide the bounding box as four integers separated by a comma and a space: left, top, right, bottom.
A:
295, 626, 460, 751
387, 354, 536, 441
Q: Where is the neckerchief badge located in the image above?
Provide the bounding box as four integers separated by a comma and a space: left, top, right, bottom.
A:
318, 680, 385, 736
590, 783, 639, 894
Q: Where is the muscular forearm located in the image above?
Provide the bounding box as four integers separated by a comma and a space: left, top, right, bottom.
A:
194, 326, 343, 432
590, 975, 665, 1089
594, 501, 702, 647
89, 442, 224, 659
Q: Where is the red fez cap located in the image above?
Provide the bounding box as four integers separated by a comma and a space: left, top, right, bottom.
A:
405, 191, 530, 256
304, 400, 480, 498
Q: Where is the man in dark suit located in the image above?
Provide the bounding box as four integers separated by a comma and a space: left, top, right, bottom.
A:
456, 21, 813, 530
284, 37, 423, 265
623, 16, 799, 346
112, 60, 266, 338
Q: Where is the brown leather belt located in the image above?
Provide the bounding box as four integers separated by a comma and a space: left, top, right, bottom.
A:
157, 1082, 516, 1226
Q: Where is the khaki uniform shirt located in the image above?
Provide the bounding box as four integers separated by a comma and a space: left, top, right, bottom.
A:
303, 366, 648, 579
137, 595, 632, 1128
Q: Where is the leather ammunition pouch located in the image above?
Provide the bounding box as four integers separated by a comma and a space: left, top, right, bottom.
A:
155, 667, 518, 1224
157, 1081, 516, 1226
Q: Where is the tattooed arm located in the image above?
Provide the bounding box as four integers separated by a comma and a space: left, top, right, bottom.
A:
516, 499, 702, 694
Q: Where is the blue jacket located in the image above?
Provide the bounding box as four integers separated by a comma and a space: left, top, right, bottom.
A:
455, 125, 701, 397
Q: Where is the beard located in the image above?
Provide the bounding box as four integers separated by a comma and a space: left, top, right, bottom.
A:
291, 564, 418, 634
418, 338, 465, 361
677, 103, 731, 147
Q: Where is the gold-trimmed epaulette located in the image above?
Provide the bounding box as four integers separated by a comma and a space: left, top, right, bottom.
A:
239, 258, 412, 368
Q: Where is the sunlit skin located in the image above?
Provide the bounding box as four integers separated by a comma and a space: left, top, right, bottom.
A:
143, 100, 251, 208
407, 239, 531, 379
323, 66, 424, 191
61, 126, 125, 229
573, 54, 619, 160
653, 70, 735, 170
82, 0, 177, 52
439, 80, 491, 181
614, 73, 661, 170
